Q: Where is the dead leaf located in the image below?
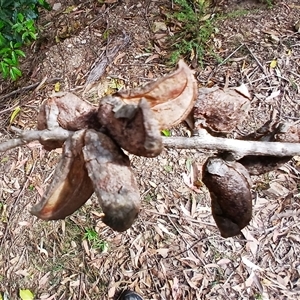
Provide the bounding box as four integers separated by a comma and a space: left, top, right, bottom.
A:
156, 248, 169, 258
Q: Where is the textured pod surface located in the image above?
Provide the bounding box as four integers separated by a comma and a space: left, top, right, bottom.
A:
83, 130, 141, 232
37, 93, 100, 150
202, 157, 252, 238
98, 96, 162, 157
31, 130, 94, 220
194, 86, 250, 135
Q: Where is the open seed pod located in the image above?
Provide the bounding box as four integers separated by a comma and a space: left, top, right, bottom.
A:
238, 120, 295, 175
37, 92, 100, 150
98, 97, 162, 157
37, 92, 99, 131
202, 157, 252, 238
194, 85, 251, 135
83, 130, 141, 232
116, 59, 197, 129
31, 130, 94, 220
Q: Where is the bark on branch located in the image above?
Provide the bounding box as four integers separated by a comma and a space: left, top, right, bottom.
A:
162, 130, 300, 158
1, 127, 300, 159
0, 127, 73, 152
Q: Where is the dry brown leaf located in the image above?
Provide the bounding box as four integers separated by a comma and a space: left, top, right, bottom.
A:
241, 228, 259, 257
39, 272, 51, 288
156, 248, 169, 258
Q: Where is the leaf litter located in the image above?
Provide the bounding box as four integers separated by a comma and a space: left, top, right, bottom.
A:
0, 0, 300, 299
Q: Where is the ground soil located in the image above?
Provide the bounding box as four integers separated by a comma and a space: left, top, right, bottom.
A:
1, 0, 300, 299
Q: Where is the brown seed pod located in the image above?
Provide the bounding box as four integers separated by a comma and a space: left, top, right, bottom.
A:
37, 93, 100, 150
117, 59, 197, 129
194, 85, 250, 135
31, 130, 94, 220
238, 121, 295, 175
83, 130, 141, 232
98, 97, 162, 157
202, 157, 252, 238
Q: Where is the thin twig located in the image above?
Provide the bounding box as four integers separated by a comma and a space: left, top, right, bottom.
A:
243, 43, 267, 76
218, 43, 244, 66
0, 77, 61, 101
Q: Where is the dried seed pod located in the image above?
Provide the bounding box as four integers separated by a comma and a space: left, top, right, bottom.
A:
37, 93, 100, 150
238, 121, 294, 175
117, 59, 197, 129
238, 155, 291, 176
31, 130, 94, 219
202, 157, 252, 238
194, 85, 250, 135
98, 97, 162, 157
83, 130, 141, 232
37, 92, 99, 131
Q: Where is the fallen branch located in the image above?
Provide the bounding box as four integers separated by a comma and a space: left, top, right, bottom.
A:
162, 130, 300, 158
0, 127, 73, 152
1, 127, 300, 159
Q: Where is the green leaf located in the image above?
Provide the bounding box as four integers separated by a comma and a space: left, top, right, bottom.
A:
10, 106, 21, 124
14, 42, 22, 48
19, 289, 34, 300
9, 67, 18, 80
0, 47, 11, 55
0, 61, 9, 78
17, 13, 24, 22
161, 129, 171, 137
11, 66, 22, 76
21, 32, 29, 41
11, 51, 17, 64
3, 57, 13, 65
29, 31, 37, 40
15, 49, 26, 57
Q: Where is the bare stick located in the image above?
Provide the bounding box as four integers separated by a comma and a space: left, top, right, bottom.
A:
0, 127, 73, 152
162, 130, 300, 158
1, 127, 300, 159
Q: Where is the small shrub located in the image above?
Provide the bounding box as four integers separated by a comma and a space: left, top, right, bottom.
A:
166, 0, 215, 66
0, 0, 51, 81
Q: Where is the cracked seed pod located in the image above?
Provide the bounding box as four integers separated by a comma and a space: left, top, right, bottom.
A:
194, 85, 251, 135
31, 130, 94, 219
83, 130, 141, 232
116, 59, 197, 129
37, 92, 100, 150
98, 97, 162, 157
238, 121, 296, 175
38, 92, 100, 131
202, 157, 252, 238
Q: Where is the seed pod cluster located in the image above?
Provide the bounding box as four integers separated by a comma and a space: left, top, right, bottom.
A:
32, 60, 197, 232
31, 129, 141, 232
202, 157, 252, 238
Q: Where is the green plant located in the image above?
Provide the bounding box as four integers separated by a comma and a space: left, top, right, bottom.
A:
0, 0, 51, 80
166, 0, 215, 66
84, 228, 109, 251
261, 0, 273, 7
